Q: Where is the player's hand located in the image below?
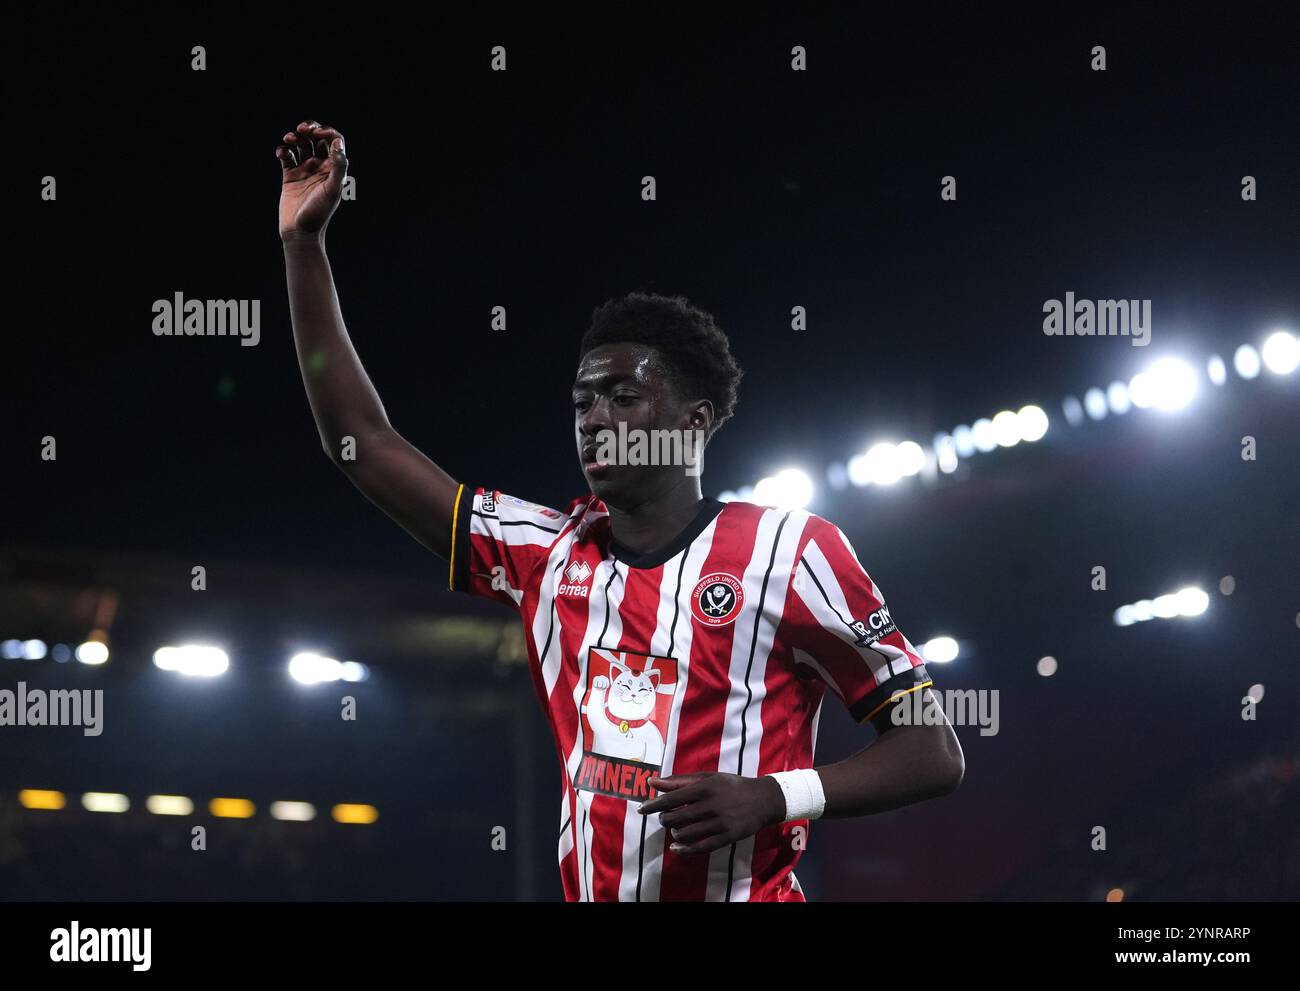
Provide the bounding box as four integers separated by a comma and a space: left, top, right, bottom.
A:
638, 771, 787, 855
276, 120, 348, 240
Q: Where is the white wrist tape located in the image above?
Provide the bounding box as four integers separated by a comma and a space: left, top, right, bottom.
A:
769, 768, 826, 822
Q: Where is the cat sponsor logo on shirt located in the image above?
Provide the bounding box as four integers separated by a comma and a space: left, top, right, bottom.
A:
690, 573, 744, 627
575, 648, 678, 801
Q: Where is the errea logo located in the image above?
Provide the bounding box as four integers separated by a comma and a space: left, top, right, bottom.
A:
559, 559, 593, 597
849, 606, 896, 646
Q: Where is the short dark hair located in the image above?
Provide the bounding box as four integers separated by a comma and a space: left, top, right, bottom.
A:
578, 291, 744, 436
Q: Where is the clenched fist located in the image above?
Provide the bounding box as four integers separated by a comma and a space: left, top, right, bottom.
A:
276, 120, 348, 240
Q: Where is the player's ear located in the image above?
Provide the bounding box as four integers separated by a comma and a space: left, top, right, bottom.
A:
686, 399, 714, 437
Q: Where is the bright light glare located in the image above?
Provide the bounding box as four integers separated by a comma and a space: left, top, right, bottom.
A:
1175, 586, 1210, 617
1261, 331, 1300, 374
76, 641, 109, 665
340, 661, 370, 683
752, 468, 815, 509
1106, 381, 1131, 415
153, 645, 229, 678
1084, 388, 1108, 421
857, 443, 902, 486
146, 795, 194, 816
1233, 344, 1261, 379
920, 636, 959, 663
1207, 355, 1227, 386
270, 801, 317, 822
1017, 405, 1049, 442
936, 437, 959, 474
972, 419, 997, 453
952, 425, 975, 458
82, 792, 130, 813
1062, 396, 1084, 427
289, 652, 344, 685
1151, 594, 1181, 619
1129, 358, 1198, 411
991, 410, 1022, 446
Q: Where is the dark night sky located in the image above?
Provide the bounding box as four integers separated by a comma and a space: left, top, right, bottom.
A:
4, 2, 1299, 899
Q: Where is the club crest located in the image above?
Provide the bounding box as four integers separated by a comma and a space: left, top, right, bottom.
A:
690, 573, 744, 626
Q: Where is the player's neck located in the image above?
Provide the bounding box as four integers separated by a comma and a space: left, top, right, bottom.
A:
606, 479, 707, 559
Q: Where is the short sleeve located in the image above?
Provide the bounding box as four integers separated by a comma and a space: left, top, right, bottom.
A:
784, 518, 934, 733
449, 485, 568, 607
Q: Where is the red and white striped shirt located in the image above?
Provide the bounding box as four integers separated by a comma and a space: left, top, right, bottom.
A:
449, 486, 933, 901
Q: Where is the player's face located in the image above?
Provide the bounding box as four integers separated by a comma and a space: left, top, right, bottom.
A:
572, 343, 702, 506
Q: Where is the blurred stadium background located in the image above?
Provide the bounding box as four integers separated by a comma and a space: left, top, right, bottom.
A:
3, 3, 1298, 901
3, 334, 1298, 899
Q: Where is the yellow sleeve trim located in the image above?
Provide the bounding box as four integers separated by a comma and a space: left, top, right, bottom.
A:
449, 482, 465, 591
860, 680, 933, 723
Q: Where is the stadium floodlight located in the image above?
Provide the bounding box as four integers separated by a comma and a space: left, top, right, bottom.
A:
863, 442, 904, 483
1129, 357, 1197, 411
1117, 587, 1208, 626
896, 441, 925, 476
1261, 330, 1300, 374
1, 640, 23, 659
991, 410, 1022, 446
22, 639, 47, 660
18, 790, 67, 810
332, 803, 380, 825
76, 641, 109, 665
340, 661, 370, 683
846, 453, 871, 487
1083, 388, 1108, 421
936, 437, 959, 474
146, 795, 194, 816
289, 651, 345, 685
971, 419, 997, 453
1174, 586, 1210, 617
1151, 594, 1181, 619
270, 801, 317, 822
951, 425, 975, 458
1233, 344, 1261, 380
81, 792, 130, 813
1207, 354, 1227, 386
209, 798, 256, 819
1016, 405, 1049, 442
1036, 656, 1058, 677
153, 645, 229, 678
920, 636, 959, 663
1062, 396, 1084, 427
1105, 381, 1131, 415
752, 468, 815, 509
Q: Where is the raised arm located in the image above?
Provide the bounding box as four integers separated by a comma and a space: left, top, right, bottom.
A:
277, 119, 460, 559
